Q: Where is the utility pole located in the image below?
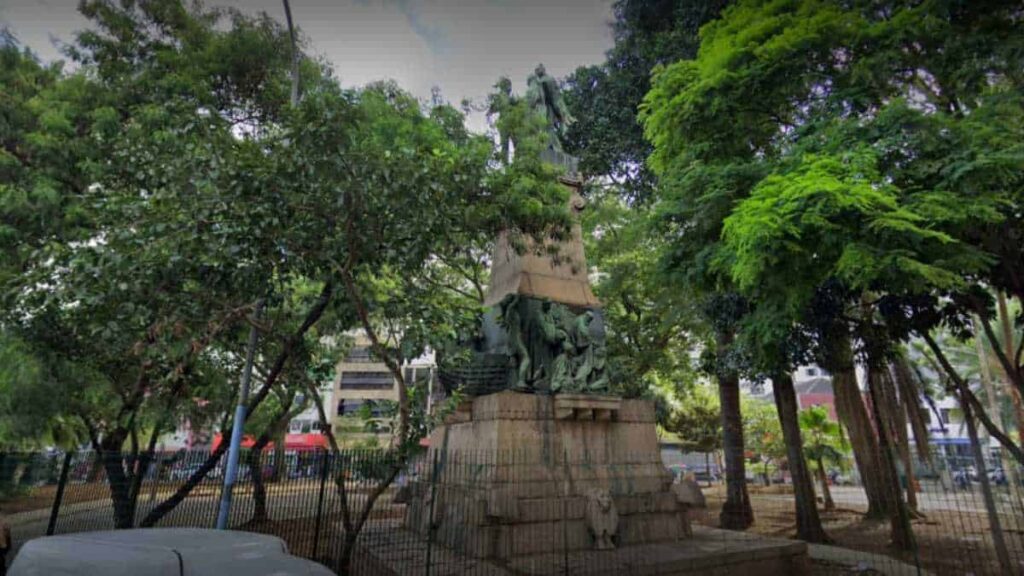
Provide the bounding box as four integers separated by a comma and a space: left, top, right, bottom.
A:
216, 299, 264, 529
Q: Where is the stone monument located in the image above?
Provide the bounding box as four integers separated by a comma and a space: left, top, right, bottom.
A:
384, 66, 809, 575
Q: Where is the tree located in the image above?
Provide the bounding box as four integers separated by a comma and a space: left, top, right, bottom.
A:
799, 406, 846, 512
1, 1, 571, 543
645, 0, 1023, 549
743, 397, 785, 485
564, 0, 752, 529
563, 0, 730, 202
662, 384, 721, 486
581, 194, 698, 397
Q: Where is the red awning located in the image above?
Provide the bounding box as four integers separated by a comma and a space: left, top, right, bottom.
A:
212, 433, 329, 452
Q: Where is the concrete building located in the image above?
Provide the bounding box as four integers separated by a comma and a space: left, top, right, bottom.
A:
330, 333, 438, 445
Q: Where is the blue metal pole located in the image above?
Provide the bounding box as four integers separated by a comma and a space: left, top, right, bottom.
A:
216, 299, 263, 530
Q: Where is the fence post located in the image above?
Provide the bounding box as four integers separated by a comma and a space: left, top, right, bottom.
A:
312, 449, 330, 560
424, 450, 439, 576
46, 452, 73, 536
562, 449, 569, 576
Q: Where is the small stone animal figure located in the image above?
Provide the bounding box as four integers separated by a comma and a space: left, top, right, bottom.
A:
585, 489, 619, 550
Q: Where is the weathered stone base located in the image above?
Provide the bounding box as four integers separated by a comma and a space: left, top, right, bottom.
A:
353, 526, 810, 576
404, 391, 688, 559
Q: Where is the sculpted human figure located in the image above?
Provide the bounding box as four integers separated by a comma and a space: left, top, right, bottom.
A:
488, 76, 515, 164
533, 302, 573, 392
499, 294, 531, 390
525, 63, 574, 153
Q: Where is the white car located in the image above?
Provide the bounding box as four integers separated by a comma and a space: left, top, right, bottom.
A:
10, 528, 335, 575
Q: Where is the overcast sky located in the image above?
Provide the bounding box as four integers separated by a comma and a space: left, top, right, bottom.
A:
2, 0, 614, 127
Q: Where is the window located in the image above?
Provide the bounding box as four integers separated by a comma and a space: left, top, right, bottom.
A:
806, 368, 818, 377
940, 408, 952, 425
289, 419, 314, 434
340, 370, 394, 390
338, 399, 364, 416
345, 347, 374, 363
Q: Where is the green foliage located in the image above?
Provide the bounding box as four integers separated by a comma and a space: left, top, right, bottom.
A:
0, 0, 571, 456
744, 397, 785, 465
798, 405, 848, 469
583, 193, 698, 397
663, 384, 721, 452
641, 0, 1024, 379
564, 0, 730, 202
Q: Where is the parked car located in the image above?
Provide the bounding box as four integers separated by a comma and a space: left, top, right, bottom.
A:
10, 528, 335, 575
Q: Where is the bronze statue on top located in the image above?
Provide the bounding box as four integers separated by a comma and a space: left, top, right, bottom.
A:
526, 63, 575, 154
438, 66, 605, 398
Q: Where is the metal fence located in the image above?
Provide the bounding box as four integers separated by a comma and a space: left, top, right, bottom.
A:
2, 446, 1023, 575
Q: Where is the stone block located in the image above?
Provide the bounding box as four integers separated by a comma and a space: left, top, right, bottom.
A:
672, 479, 706, 508
615, 399, 656, 423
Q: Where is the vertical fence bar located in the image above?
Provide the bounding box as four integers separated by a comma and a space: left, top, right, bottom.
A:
313, 449, 329, 560
425, 449, 439, 576
46, 452, 73, 536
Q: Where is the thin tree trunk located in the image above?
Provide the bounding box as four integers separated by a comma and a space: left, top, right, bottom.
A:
996, 294, 1024, 496
825, 333, 890, 518
972, 315, 1024, 509
272, 431, 287, 482
716, 329, 753, 530
882, 364, 922, 517
865, 363, 916, 550
99, 432, 135, 530
774, 372, 830, 543
895, 424, 920, 516
248, 437, 271, 524
815, 456, 835, 512
960, 389, 1014, 574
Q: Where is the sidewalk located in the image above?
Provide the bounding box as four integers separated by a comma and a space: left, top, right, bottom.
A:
808, 543, 931, 576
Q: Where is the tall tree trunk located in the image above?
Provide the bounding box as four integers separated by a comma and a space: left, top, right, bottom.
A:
972, 315, 1024, 508
716, 329, 753, 530
824, 333, 890, 518
865, 363, 916, 550
773, 372, 830, 542
815, 456, 835, 512
883, 364, 922, 517
960, 389, 1014, 575
272, 430, 287, 482
995, 294, 1024, 497
99, 432, 135, 529
248, 438, 271, 524
894, 421, 920, 516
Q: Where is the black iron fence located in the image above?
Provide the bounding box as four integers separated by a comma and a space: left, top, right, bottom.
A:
2, 445, 1023, 575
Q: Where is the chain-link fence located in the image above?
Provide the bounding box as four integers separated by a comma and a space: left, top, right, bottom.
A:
1, 443, 1023, 575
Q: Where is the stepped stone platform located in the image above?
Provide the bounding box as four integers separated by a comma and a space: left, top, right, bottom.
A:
353, 525, 810, 576
403, 391, 689, 559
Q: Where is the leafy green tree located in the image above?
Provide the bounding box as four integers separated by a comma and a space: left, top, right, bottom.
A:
799, 406, 847, 512
1, 1, 571, 547
582, 194, 698, 397
643, 0, 1023, 549
563, 0, 730, 202
662, 384, 721, 486
744, 397, 785, 485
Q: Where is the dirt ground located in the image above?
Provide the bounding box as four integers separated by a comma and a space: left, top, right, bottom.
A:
0, 486, 59, 515
695, 484, 1024, 576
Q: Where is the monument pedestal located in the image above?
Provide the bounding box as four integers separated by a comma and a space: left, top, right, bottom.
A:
404, 391, 689, 559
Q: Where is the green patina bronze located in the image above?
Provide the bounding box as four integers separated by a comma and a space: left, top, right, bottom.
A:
498, 295, 608, 395
526, 63, 574, 154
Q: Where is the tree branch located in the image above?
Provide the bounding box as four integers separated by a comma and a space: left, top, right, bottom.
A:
920, 332, 1024, 466
975, 309, 1024, 398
